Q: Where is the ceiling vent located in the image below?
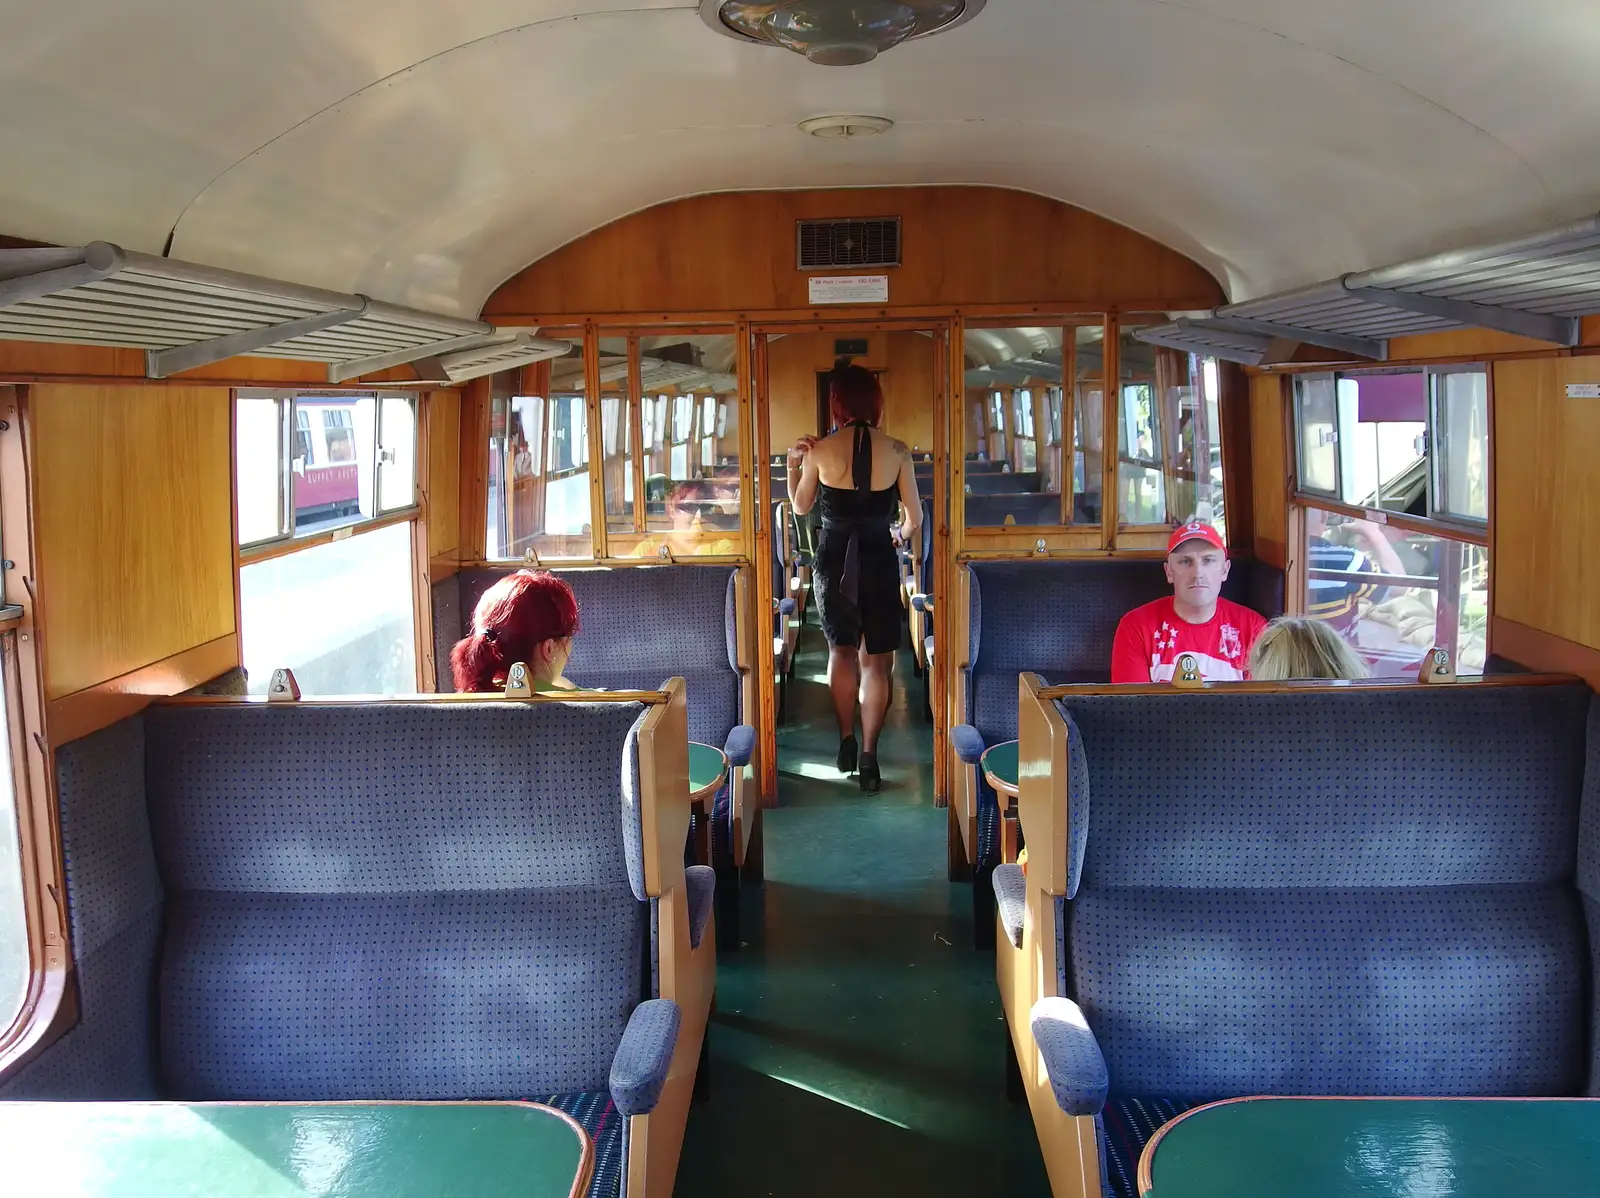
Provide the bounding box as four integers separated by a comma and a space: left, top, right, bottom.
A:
797, 218, 901, 270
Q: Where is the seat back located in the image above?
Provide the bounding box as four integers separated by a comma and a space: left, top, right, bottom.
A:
1058, 682, 1594, 1100
144, 699, 649, 1101
965, 471, 1044, 495
964, 558, 1283, 746
437, 565, 740, 744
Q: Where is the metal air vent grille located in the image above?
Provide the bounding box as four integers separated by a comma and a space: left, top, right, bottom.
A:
797, 218, 901, 270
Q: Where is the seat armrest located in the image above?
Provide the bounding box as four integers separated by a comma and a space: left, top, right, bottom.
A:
778, 598, 797, 615
685, 864, 715, 949
991, 863, 1026, 948
610, 999, 682, 1116
950, 723, 985, 764
723, 725, 756, 768
1029, 997, 1109, 1117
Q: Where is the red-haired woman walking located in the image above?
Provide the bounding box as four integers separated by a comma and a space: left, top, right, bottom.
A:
789, 364, 922, 792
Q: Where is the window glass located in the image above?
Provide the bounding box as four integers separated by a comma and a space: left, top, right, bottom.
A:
490, 339, 591, 559
630, 333, 742, 558
377, 396, 417, 513
1117, 325, 1225, 530
1336, 372, 1427, 514
240, 522, 417, 694
293, 396, 375, 535
599, 337, 634, 536
0, 642, 27, 1032
1295, 375, 1339, 496
962, 323, 1102, 528
1433, 369, 1489, 521
237, 396, 285, 545
1302, 507, 1487, 677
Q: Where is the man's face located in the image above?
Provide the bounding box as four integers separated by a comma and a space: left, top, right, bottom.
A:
1164, 539, 1230, 609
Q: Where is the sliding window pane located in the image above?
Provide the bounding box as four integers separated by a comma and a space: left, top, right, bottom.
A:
631, 333, 742, 557
240, 521, 416, 694
293, 395, 375, 535
963, 323, 1102, 528
599, 337, 634, 535
497, 339, 590, 559
1433, 368, 1489, 522
236, 394, 286, 545
377, 395, 417, 514
1295, 375, 1339, 496
1116, 324, 1223, 530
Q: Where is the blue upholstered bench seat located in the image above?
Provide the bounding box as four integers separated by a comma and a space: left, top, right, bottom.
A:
540, 1092, 624, 1198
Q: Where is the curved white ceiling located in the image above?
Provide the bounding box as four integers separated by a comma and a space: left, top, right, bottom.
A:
1, 0, 1598, 317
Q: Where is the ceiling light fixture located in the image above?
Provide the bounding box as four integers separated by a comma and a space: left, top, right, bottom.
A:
701, 0, 986, 66
798, 114, 894, 138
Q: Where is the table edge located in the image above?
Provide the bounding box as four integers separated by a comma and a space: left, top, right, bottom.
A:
1135, 1094, 1600, 1197
980, 739, 1019, 798
687, 740, 730, 802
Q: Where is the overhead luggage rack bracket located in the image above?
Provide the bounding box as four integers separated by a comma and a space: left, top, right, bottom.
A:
1341, 285, 1579, 347
0, 242, 125, 309
147, 298, 370, 379
1201, 314, 1386, 362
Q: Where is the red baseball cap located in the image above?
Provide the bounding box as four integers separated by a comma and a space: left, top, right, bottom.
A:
1166, 520, 1227, 555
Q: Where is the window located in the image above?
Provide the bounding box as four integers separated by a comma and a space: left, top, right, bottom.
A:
1117, 323, 1226, 532
962, 322, 1106, 529
485, 337, 592, 560
0, 639, 25, 1033
599, 336, 634, 536
1292, 366, 1491, 675
608, 332, 743, 558
240, 521, 417, 695
236, 391, 418, 548
1293, 367, 1488, 523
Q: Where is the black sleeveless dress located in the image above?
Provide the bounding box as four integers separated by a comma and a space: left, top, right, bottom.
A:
814, 422, 902, 655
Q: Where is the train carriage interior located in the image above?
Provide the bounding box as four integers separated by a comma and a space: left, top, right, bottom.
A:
2, 2, 1600, 1195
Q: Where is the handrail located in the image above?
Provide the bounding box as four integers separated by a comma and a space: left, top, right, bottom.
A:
156, 687, 671, 707
1036, 673, 1581, 700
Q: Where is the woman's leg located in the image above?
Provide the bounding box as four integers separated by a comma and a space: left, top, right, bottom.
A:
827, 643, 860, 740
858, 646, 894, 754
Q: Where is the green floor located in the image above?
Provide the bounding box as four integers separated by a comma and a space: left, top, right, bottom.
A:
675, 622, 1052, 1195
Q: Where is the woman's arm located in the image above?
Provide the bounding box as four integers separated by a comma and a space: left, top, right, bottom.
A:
791, 440, 821, 516
896, 453, 922, 544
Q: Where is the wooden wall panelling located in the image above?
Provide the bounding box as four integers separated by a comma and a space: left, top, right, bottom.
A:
1491, 357, 1600, 651
32, 384, 236, 705
766, 330, 938, 456
485, 188, 1225, 321
1249, 372, 1289, 569
427, 388, 461, 562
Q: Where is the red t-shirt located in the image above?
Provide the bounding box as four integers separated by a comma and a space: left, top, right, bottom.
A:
1110, 597, 1268, 683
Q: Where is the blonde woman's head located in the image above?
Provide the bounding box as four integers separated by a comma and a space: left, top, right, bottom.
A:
1248, 616, 1370, 681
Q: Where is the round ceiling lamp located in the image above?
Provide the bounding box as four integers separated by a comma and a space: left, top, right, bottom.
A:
798, 114, 894, 138
701, 0, 986, 66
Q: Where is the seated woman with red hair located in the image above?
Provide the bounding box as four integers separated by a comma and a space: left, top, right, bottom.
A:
450, 570, 581, 693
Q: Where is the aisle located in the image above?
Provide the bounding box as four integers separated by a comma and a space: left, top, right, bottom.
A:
675, 624, 1051, 1195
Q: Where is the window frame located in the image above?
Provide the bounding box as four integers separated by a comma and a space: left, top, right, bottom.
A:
236, 389, 421, 558
1291, 364, 1490, 541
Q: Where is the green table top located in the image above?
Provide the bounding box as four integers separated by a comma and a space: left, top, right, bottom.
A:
0, 1101, 589, 1198
689, 740, 728, 800
1142, 1097, 1600, 1198
981, 739, 1018, 794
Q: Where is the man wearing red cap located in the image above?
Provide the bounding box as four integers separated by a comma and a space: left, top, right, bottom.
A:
1110, 521, 1267, 683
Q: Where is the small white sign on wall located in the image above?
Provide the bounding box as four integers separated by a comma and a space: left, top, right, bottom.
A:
1566, 383, 1600, 398
807, 274, 890, 305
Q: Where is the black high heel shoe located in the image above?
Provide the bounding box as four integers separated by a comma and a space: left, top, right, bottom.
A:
858, 751, 881, 793
836, 735, 858, 775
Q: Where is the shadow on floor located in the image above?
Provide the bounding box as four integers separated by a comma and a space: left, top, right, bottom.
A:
675, 623, 1051, 1196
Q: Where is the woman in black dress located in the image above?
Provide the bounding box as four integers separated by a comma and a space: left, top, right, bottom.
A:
789, 365, 922, 792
